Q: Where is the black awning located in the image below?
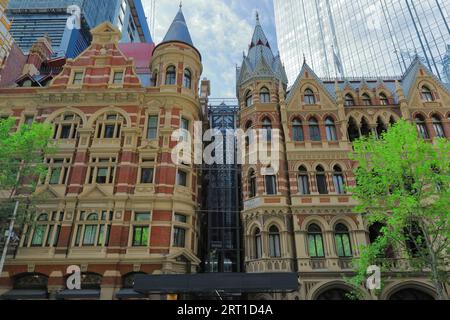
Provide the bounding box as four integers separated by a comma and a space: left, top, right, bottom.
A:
1, 289, 48, 300
56, 289, 101, 299
134, 273, 298, 294
115, 289, 147, 299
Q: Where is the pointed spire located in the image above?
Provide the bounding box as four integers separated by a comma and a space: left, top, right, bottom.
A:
162, 6, 194, 47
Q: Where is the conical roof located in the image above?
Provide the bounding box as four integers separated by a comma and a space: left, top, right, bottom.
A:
162, 7, 194, 47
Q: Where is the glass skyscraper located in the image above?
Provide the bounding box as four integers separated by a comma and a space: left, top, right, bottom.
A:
7, 0, 152, 58
274, 0, 450, 85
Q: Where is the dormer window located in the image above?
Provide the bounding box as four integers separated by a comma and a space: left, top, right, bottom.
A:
421, 86, 434, 102
345, 94, 355, 107
72, 72, 84, 85
304, 89, 316, 105
165, 66, 176, 85
112, 71, 124, 84
379, 93, 389, 105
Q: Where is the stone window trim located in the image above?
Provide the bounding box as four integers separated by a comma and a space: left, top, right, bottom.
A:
72, 211, 113, 248
69, 69, 85, 87
52, 112, 82, 140
144, 113, 160, 141
94, 113, 124, 140
137, 157, 156, 185
20, 112, 37, 127
41, 157, 72, 186
109, 68, 126, 87
129, 211, 152, 247
21, 211, 64, 248
86, 156, 118, 185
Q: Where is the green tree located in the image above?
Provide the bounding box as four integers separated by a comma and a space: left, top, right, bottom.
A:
0, 118, 54, 254
348, 120, 449, 300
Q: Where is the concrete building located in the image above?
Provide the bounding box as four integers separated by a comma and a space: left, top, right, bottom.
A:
0, 7, 208, 300
237, 15, 450, 300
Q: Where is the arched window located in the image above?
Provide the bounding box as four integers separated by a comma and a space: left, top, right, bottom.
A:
269, 226, 281, 258
297, 166, 310, 195
309, 117, 321, 141
23, 212, 63, 248
360, 118, 371, 137
74, 211, 112, 248
362, 93, 372, 106
376, 117, 387, 138
345, 94, 355, 107
308, 224, 325, 258
316, 166, 328, 195
183, 69, 192, 88
333, 165, 345, 194
95, 113, 123, 139
389, 116, 396, 126
255, 228, 262, 259
348, 117, 360, 142
379, 93, 389, 105
334, 223, 352, 257
262, 117, 272, 142
304, 89, 316, 105
260, 87, 270, 103
325, 117, 337, 141
421, 86, 434, 102
151, 70, 158, 86
245, 91, 253, 107
165, 66, 176, 85
52, 112, 81, 140
292, 118, 304, 141
432, 115, 445, 138
415, 115, 429, 139
248, 169, 257, 198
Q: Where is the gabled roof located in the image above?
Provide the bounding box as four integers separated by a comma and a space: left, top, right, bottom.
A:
162, 7, 194, 47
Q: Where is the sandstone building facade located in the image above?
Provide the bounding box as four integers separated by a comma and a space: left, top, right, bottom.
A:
236, 16, 450, 300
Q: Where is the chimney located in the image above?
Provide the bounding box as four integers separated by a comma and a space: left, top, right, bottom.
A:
22, 35, 53, 76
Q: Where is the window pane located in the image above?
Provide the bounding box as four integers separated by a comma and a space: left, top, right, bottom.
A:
135, 212, 151, 221
60, 125, 71, 139
316, 235, 324, 257
317, 174, 328, 194
173, 227, 186, 247
265, 175, 277, 195
96, 168, 108, 184
147, 116, 158, 139
104, 125, 115, 138
133, 226, 149, 246
177, 170, 188, 186
140, 168, 154, 184
308, 235, 317, 257
31, 226, 46, 247
98, 225, 105, 246
50, 167, 62, 185
83, 225, 97, 246
175, 214, 187, 223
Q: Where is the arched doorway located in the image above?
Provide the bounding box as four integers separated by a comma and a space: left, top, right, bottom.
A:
316, 288, 354, 300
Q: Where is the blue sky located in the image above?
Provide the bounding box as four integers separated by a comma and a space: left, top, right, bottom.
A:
143, 0, 278, 98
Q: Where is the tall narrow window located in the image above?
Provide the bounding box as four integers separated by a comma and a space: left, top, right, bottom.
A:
421, 86, 434, 102
297, 166, 310, 195
379, 93, 389, 105
415, 115, 429, 139
293, 119, 304, 141
260, 87, 270, 103
333, 165, 346, 194
362, 93, 372, 106
334, 223, 352, 257
255, 228, 262, 259
325, 117, 337, 141
173, 227, 186, 248
304, 89, 316, 105
180, 117, 190, 142
151, 70, 158, 86
262, 117, 272, 142
265, 175, 277, 195
245, 91, 253, 107
183, 69, 192, 89
147, 116, 158, 140
361, 118, 371, 137
72, 72, 83, 85
376, 117, 387, 138
165, 66, 176, 85
177, 169, 188, 187
269, 226, 281, 258
309, 117, 321, 141
308, 224, 325, 258
348, 117, 360, 142
132, 226, 149, 247
140, 168, 154, 184
248, 169, 257, 198
345, 94, 355, 107
316, 166, 328, 195
432, 115, 445, 138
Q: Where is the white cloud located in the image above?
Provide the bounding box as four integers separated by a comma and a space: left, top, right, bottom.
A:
142, 0, 254, 98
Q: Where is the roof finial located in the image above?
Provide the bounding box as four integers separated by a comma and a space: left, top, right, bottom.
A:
179, 1, 182, 9
303, 53, 306, 64
256, 11, 260, 23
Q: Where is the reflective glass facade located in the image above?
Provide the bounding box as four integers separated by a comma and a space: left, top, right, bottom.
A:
7, 0, 152, 57
274, 0, 450, 85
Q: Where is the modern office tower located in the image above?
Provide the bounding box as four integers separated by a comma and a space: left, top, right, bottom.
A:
0, 0, 13, 63
202, 101, 242, 274
274, 0, 450, 85
6, 0, 152, 58
237, 14, 450, 300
